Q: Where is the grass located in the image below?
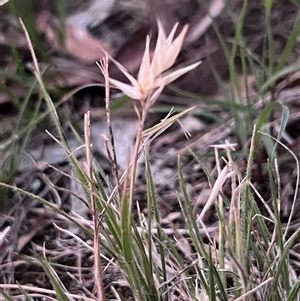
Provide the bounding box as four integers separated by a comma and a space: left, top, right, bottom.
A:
1, 0, 299, 300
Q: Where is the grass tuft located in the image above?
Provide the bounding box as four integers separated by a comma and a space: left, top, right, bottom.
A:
1, 1, 299, 300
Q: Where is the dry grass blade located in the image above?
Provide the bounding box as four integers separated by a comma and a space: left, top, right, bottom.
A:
197, 165, 233, 223
0, 284, 95, 301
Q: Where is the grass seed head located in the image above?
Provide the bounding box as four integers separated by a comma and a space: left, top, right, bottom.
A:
109, 20, 201, 106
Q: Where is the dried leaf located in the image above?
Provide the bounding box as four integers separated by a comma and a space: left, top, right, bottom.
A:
37, 11, 114, 63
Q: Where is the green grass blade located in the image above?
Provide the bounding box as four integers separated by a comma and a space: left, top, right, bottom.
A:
255, 101, 280, 151
271, 105, 289, 160
0, 288, 16, 301
273, 227, 300, 292
145, 153, 167, 289
144, 156, 157, 284
16, 283, 34, 301
120, 193, 132, 262
177, 156, 228, 300
39, 258, 71, 301
169, 85, 254, 113
275, 16, 300, 72
286, 278, 300, 301
33, 75, 97, 200
259, 61, 300, 93
207, 247, 216, 301
132, 224, 159, 300
268, 161, 290, 292
0, 182, 93, 237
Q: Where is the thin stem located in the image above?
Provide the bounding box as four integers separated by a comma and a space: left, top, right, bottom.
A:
129, 105, 148, 208
84, 112, 106, 301
98, 57, 120, 193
